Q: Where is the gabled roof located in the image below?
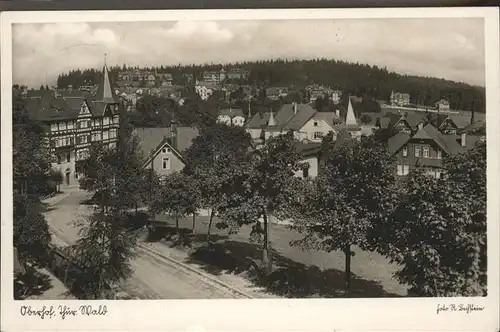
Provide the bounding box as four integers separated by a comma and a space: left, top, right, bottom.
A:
387, 132, 411, 154
276, 103, 315, 130
133, 126, 200, 165
246, 112, 270, 129
282, 105, 316, 131
448, 114, 472, 129
219, 108, 245, 118
403, 112, 426, 129
412, 124, 464, 154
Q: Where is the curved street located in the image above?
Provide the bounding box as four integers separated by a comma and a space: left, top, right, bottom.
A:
44, 188, 240, 299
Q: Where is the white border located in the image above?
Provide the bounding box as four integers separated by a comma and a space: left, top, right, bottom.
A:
1, 8, 499, 332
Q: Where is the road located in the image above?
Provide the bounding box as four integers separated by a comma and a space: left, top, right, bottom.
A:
155, 214, 408, 296
44, 189, 240, 299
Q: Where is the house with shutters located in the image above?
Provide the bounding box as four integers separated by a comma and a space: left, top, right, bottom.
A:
26, 62, 120, 186
388, 123, 483, 178
133, 126, 199, 178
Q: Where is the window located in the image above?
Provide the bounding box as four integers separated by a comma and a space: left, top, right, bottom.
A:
313, 121, 319, 127
103, 117, 110, 125
313, 132, 324, 140
57, 155, 62, 164
162, 157, 171, 170
402, 147, 408, 157
423, 147, 429, 158
437, 149, 442, 159
302, 168, 309, 178
67, 122, 74, 130
162, 147, 171, 154
66, 153, 71, 162
59, 122, 67, 131
79, 135, 88, 144
397, 165, 410, 176
103, 131, 109, 140
51, 123, 58, 132
415, 146, 421, 158
436, 171, 441, 179
80, 120, 88, 128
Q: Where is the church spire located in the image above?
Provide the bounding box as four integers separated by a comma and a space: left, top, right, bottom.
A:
345, 97, 357, 127
95, 54, 117, 104
268, 110, 276, 126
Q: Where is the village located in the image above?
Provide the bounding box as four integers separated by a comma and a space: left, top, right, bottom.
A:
13, 55, 487, 300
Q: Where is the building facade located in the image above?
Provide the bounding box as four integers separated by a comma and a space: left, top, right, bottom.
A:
28, 64, 120, 186
390, 91, 411, 107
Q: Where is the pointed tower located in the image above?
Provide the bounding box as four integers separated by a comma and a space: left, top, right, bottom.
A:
345, 97, 357, 127
346, 97, 361, 139
268, 110, 276, 126
95, 55, 118, 104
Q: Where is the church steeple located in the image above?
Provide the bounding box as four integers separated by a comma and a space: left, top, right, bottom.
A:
95, 54, 117, 104
345, 97, 357, 127
268, 110, 276, 126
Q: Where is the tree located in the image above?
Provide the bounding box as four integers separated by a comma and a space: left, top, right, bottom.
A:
13, 194, 51, 264
360, 113, 373, 124
74, 134, 146, 298
12, 94, 52, 197
72, 208, 137, 299
236, 132, 304, 274
151, 172, 199, 237
290, 136, 397, 295
50, 169, 64, 193
371, 142, 486, 296
182, 123, 253, 242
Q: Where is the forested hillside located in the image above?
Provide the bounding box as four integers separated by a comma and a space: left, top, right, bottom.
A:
56, 58, 486, 113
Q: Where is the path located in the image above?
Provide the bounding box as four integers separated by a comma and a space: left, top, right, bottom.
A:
43, 190, 242, 299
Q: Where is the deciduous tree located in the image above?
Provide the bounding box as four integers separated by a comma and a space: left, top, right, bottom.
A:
371, 142, 486, 296
182, 123, 253, 242
290, 136, 397, 295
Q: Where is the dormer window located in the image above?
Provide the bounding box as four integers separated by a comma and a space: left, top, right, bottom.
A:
162, 147, 171, 154
437, 149, 442, 159
402, 147, 408, 157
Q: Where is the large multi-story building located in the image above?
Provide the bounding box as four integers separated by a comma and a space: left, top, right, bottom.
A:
26, 64, 120, 186
390, 91, 411, 107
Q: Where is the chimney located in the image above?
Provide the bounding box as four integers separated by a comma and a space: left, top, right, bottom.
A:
418, 122, 424, 130
170, 118, 177, 150
293, 102, 298, 114
461, 132, 466, 147
335, 109, 340, 117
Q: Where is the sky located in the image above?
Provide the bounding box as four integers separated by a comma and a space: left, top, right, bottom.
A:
12, 18, 485, 88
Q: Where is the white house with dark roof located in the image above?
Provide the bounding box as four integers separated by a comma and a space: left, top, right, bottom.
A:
245, 102, 342, 144
133, 126, 199, 178
217, 108, 246, 127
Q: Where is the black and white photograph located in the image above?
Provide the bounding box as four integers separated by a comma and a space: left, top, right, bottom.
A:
1, 8, 499, 332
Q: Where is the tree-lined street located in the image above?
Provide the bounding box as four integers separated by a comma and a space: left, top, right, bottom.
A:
43, 189, 249, 299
